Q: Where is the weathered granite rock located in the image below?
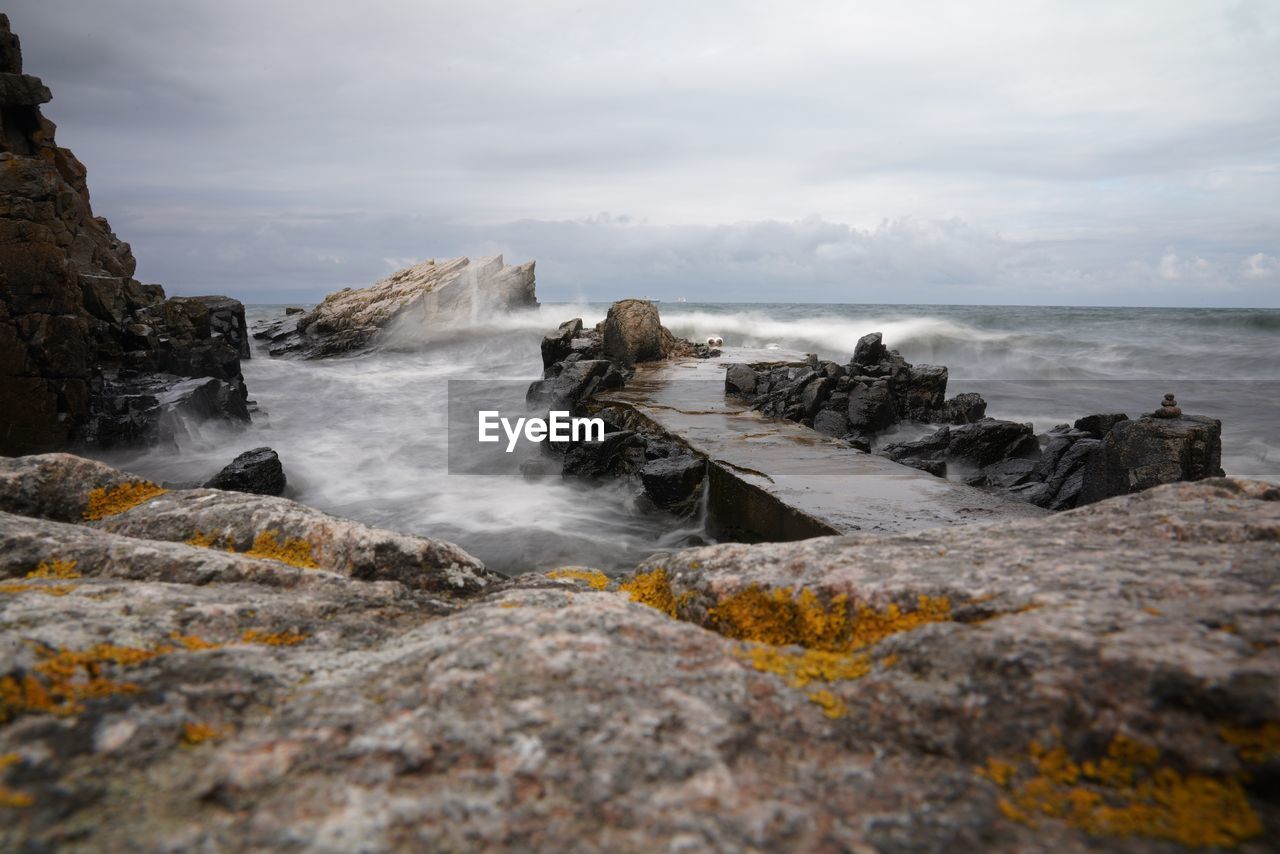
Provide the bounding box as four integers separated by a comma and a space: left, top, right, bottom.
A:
526, 359, 622, 412
0, 454, 494, 594
561, 430, 646, 480
271, 255, 537, 359
1079, 414, 1224, 505
204, 447, 286, 496
0, 16, 249, 454
1, 474, 1275, 850
601, 298, 669, 366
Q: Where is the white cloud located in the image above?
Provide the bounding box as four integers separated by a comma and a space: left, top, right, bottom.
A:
1242, 252, 1280, 280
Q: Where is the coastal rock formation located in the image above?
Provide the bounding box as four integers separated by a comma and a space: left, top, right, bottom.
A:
0, 15, 249, 455
898, 409, 1225, 513
725, 332, 986, 445
0, 454, 495, 594
1079, 412, 1224, 505
203, 447, 287, 496
1, 458, 1276, 849
258, 255, 537, 358
600, 298, 696, 366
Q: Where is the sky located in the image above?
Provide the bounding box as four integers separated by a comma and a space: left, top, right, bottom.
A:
7, 0, 1280, 306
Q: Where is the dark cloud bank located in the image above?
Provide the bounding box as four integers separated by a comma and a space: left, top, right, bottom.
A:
6, 1, 1279, 306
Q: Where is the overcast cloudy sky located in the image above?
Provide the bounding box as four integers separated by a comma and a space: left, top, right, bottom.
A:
8, 1, 1280, 305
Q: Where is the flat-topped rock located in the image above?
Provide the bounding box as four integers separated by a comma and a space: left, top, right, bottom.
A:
594, 349, 1045, 541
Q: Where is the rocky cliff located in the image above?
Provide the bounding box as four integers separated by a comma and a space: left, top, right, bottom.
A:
0, 452, 1276, 849
0, 15, 249, 455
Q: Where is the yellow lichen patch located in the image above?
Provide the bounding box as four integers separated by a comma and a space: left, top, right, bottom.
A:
499, 601, 520, 609
83, 481, 167, 520
241, 629, 308, 646
807, 689, 848, 719
1220, 722, 1280, 764
709, 585, 951, 652
181, 722, 224, 745
0, 753, 33, 808
0, 583, 76, 597
737, 644, 870, 688
619, 568, 684, 617
26, 559, 79, 580
547, 568, 610, 590
184, 530, 221, 549
243, 530, 319, 569
983, 734, 1262, 848
0, 642, 170, 723
169, 633, 223, 652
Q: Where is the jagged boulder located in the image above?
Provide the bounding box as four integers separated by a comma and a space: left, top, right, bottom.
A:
271, 255, 537, 358
1079, 414, 1224, 505
639, 454, 706, 511
204, 447, 286, 496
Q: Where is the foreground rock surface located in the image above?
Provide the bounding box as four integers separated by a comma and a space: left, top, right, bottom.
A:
0, 16, 249, 454
259, 255, 537, 358
1, 453, 1276, 849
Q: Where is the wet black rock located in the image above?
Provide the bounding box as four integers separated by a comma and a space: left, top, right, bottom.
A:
562, 431, 646, 480
204, 447, 287, 496
727, 333, 990, 446
1073, 412, 1129, 439
1079, 414, 1223, 505
541, 318, 584, 370
527, 360, 623, 412
639, 454, 706, 511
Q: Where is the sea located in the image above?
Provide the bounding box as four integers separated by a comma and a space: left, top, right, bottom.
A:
89, 303, 1280, 576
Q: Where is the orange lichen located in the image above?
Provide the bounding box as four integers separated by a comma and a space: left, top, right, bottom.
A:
241, 629, 308, 646
0, 753, 33, 808
0, 582, 76, 597
0, 643, 169, 723
736, 644, 870, 687
709, 586, 951, 652
169, 633, 224, 652
181, 722, 224, 745
1220, 722, 1280, 764
547, 568, 610, 590
982, 734, 1262, 847
243, 530, 319, 569
83, 481, 167, 520
184, 530, 221, 549
619, 568, 684, 617
26, 559, 79, 580
807, 689, 848, 719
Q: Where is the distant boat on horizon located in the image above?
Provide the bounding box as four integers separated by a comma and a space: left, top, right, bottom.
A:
676, 296, 687, 303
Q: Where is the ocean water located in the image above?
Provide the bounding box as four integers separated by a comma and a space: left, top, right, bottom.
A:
89, 302, 1280, 575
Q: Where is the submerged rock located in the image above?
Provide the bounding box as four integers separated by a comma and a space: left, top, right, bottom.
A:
0, 468, 1275, 850
204, 447, 286, 496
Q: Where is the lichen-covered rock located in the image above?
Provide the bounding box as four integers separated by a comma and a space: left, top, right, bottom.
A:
0, 454, 494, 594
274, 255, 537, 358
0, 477, 1275, 850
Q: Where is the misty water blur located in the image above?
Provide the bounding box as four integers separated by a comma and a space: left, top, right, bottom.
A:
89, 302, 1279, 578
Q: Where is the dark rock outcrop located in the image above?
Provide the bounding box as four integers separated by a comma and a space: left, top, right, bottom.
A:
639, 454, 706, 511
1079, 413, 1224, 505
204, 447, 287, 496
0, 16, 248, 455
725, 333, 987, 446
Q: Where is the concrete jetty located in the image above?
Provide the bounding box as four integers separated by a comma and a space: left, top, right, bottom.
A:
594, 348, 1045, 542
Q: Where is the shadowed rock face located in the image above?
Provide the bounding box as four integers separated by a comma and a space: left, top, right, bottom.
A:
259, 255, 538, 358
0, 15, 249, 455
1, 452, 1276, 850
